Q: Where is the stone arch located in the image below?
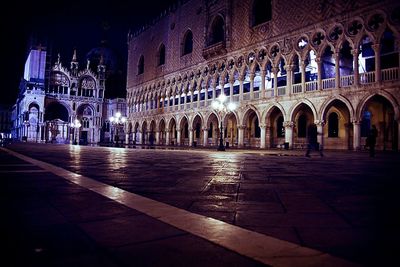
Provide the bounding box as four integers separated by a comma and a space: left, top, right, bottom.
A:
241, 106, 261, 147
205, 112, 219, 146
320, 97, 354, 150
264, 105, 286, 148
158, 118, 166, 145
262, 102, 287, 123
357, 93, 398, 150
289, 99, 318, 122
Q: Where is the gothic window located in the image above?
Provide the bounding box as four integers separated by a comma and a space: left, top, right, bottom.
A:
252, 0, 272, 26
277, 116, 284, 137
82, 117, 90, 128
209, 15, 224, 46
328, 113, 339, 137
158, 43, 166, 66
298, 114, 307, 137
182, 30, 193, 55
138, 55, 144, 75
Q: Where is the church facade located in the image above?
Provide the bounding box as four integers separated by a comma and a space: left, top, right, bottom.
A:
126, 0, 400, 150
12, 45, 126, 144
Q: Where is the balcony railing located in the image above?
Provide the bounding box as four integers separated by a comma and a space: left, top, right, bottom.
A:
130, 69, 399, 118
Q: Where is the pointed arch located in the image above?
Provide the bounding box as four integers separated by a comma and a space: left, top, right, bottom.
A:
182, 30, 193, 55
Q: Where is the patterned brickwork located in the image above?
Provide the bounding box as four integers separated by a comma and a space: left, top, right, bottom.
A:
127, 0, 396, 91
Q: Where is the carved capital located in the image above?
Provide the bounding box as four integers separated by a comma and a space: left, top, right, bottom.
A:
283, 121, 294, 128
314, 120, 325, 126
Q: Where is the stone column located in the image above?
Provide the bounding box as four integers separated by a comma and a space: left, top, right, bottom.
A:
284, 121, 294, 149
229, 77, 234, 101
176, 128, 181, 146
260, 125, 266, 149
260, 70, 266, 98
353, 121, 361, 150
272, 67, 278, 97
190, 89, 194, 109
285, 65, 293, 95
212, 80, 216, 100
203, 127, 208, 147
372, 44, 381, 83
239, 78, 244, 101
197, 87, 201, 108
351, 49, 359, 86
125, 133, 129, 145
300, 61, 306, 93
249, 73, 255, 99
238, 125, 245, 148
334, 52, 340, 88
189, 128, 193, 146
316, 57, 322, 90
155, 131, 160, 145
265, 126, 271, 148
315, 120, 325, 149
165, 129, 170, 145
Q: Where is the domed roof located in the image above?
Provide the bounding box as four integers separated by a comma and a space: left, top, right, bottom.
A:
86, 42, 119, 73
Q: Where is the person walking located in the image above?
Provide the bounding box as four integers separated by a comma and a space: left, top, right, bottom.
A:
367, 125, 378, 157
305, 123, 323, 157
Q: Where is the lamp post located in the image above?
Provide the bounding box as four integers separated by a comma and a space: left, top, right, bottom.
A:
70, 119, 81, 145
212, 93, 237, 151
109, 112, 126, 147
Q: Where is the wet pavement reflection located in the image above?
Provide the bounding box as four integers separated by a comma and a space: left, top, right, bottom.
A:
5, 142, 400, 266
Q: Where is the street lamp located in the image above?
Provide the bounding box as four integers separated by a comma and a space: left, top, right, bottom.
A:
70, 119, 81, 145
109, 112, 126, 146
212, 93, 237, 151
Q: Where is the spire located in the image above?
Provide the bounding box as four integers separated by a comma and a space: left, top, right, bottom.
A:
86, 59, 90, 70
57, 53, 61, 65
72, 49, 77, 62
99, 53, 104, 65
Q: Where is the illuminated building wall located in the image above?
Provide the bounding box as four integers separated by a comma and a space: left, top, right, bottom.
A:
126, 0, 400, 150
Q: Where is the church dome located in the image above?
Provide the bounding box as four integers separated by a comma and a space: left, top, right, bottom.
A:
85, 42, 119, 74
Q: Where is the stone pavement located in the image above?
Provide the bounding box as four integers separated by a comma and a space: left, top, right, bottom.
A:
1, 143, 399, 266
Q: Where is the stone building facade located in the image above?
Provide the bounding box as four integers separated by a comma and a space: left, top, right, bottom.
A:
12, 45, 126, 144
126, 0, 400, 150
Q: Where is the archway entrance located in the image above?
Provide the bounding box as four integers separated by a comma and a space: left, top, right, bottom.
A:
44, 102, 69, 143
361, 95, 397, 150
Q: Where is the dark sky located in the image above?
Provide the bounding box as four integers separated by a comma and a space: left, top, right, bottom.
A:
1, 0, 176, 105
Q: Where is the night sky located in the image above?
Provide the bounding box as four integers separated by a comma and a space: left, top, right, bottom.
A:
1, 0, 176, 106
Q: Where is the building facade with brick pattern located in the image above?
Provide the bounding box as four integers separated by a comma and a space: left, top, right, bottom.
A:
126, 0, 400, 150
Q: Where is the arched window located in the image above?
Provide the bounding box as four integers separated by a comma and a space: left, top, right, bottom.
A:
82, 117, 90, 128
298, 114, 307, 137
209, 16, 224, 45
252, 0, 272, 26
277, 116, 284, 137
182, 30, 193, 55
138, 55, 144, 75
158, 44, 166, 66
328, 112, 339, 137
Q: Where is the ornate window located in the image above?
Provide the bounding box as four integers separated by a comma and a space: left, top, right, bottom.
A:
252, 0, 272, 26
328, 113, 339, 137
182, 30, 193, 55
157, 44, 165, 66
138, 55, 144, 75
208, 15, 224, 46
82, 117, 90, 128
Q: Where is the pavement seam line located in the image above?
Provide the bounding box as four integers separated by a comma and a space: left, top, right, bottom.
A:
1, 147, 361, 267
